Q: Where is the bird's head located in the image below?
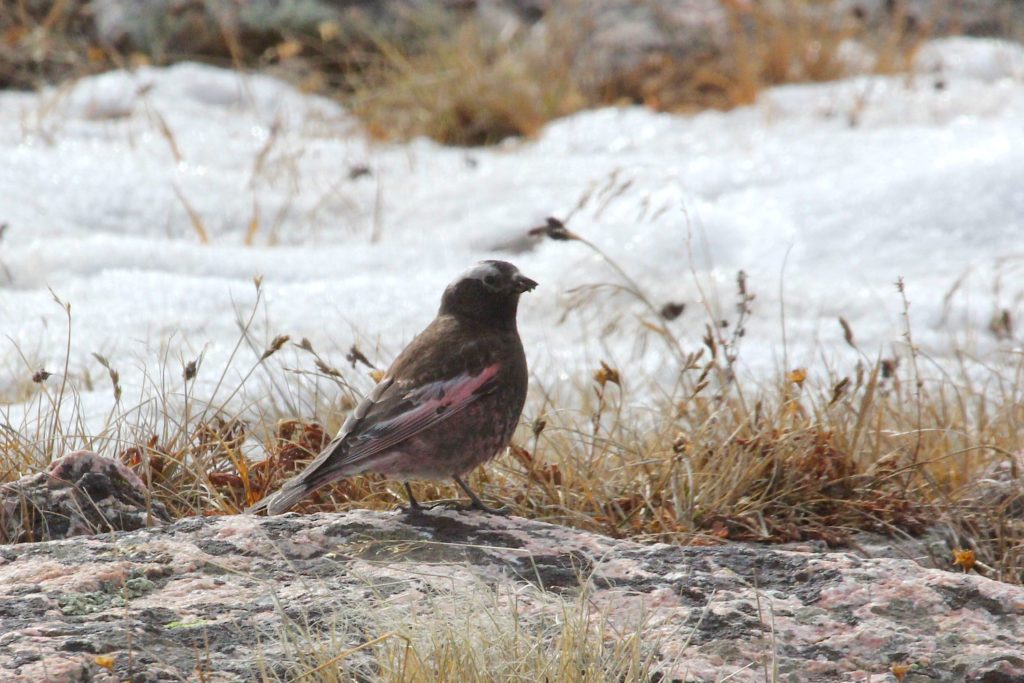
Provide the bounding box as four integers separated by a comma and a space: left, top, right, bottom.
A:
440, 260, 537, 329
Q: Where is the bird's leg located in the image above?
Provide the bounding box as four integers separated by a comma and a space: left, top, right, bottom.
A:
401, 482, 426, 515
454, 476, 508, 515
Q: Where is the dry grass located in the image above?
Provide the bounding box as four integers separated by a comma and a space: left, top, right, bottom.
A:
606, 0, 925, 112
0, 0, 100, 89
256, 573, 665, 682
340, 0, 927, 144
341, 20, 586, 146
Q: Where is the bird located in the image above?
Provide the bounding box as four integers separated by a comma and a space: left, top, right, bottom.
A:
248, 260, 537, 515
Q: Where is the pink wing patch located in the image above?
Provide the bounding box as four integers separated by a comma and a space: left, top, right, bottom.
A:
338, 363, 501, 468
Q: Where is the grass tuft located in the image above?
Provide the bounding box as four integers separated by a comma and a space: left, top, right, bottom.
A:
255, 569, 665, 682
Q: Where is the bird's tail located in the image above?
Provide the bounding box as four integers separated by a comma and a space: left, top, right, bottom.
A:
247, 476, 317, 516
246, 437, 349, 515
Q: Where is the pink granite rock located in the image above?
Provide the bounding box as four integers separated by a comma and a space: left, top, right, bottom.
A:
0, 509, 1021, 682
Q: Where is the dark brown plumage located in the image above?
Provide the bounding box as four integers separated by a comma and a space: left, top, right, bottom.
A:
249, 260, 536, 515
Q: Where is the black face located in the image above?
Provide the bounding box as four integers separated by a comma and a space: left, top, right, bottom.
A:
439, 260, 538, 329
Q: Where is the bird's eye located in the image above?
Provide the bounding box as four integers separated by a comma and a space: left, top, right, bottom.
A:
483, 275, 497, 286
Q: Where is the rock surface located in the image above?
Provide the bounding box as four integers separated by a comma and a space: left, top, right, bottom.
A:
0, 451, 169, 545
1, 509, 1022, 682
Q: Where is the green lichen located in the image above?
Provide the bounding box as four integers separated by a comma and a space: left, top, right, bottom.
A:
57, 571, 157, 615
165, 618, 213, 629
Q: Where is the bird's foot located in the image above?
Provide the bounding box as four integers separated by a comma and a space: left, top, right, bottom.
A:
398, 494, 463, 515
466, 500, 509, 515
417, 498, 464, 512
406, 498, 509, 515
435, 500, 510, 515
452, 476, 509, 515
400, 482, 433, 516
399, 502, 429, 516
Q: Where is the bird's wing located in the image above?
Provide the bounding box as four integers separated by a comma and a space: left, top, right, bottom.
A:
247, 361, 502, 514
312, 361, 501, 473
346, 362, 500, 462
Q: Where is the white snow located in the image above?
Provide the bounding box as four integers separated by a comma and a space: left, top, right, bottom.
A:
1, 37, 1023, 432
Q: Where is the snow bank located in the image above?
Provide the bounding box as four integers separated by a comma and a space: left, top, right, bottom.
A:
2, 38, 1023, 428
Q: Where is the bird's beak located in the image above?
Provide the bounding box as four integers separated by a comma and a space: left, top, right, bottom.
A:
513, 274, 538, 293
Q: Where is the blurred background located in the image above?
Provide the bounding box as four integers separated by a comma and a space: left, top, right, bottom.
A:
4, 0, 1024, 138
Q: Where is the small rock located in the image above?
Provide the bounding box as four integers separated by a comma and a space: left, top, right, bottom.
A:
0, 451, 169, 544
